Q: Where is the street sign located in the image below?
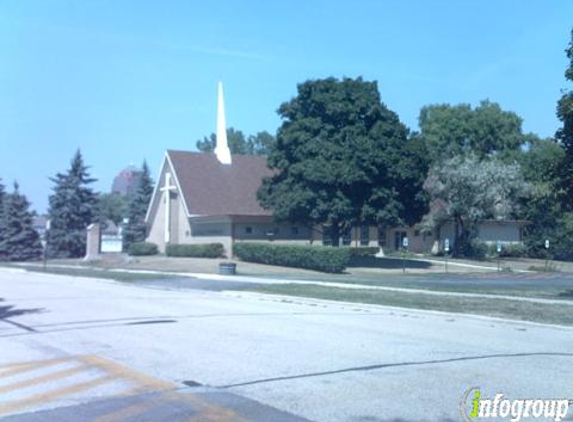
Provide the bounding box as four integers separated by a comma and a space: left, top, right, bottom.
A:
545, 239, 550, 249
402, 237, 409, 249
444, 238, 450, 253
496, 241, 502, 254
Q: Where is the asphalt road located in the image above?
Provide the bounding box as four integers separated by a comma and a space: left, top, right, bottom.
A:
0, 268, 572, 422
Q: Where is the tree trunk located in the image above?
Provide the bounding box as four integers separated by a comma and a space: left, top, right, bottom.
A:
331, 221, 341, 247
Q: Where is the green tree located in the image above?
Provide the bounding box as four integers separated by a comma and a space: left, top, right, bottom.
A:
0, 182, 43, 261
47, 150, 97, 258
122, 161, 154, 251
424, 155, 531, 256
196, 128, 248, 154
96, 192, 129, 227
419, 100, 524, 164
258, 77, 428, 245
196, 128, 275, 155
557, 29, 573, 209
246, 131, 276, 155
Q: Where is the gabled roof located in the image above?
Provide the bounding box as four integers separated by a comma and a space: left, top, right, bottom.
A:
166, 150, 273, 217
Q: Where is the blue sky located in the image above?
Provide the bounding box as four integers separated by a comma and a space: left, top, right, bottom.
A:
0, 0, 572, 212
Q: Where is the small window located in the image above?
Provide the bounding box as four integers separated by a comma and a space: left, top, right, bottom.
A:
245, 226, 253, 234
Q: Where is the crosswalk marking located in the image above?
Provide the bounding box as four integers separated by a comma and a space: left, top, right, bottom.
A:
0, 374, 118, 415
0, 363, 90, 394
0, 355, 260, 421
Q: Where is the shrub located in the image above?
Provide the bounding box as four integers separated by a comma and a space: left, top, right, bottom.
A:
128, 242, 158, 256
348, 246, 380, 257
233, 242, 350, 273
166, 243, 225, 258
455, 239, 487, 260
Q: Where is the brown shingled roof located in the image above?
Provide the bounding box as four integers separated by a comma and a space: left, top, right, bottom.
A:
167, 150, 273, 216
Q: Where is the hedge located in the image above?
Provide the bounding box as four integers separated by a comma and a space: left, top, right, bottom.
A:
233, 242, 350, 273
128, 242, 159, 256
166, 243, 225, 258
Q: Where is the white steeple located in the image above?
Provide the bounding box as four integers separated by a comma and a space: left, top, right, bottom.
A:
214, 81, 232, 165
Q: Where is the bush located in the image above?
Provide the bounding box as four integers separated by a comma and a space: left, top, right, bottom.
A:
348, 246, 380, 257
128, 242, 158, 256
455, 239, 487, 260
166, 243, 225, 258
233, 242, 350, 273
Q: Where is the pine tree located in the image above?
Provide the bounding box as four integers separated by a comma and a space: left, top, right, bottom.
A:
0, 182, 43, 261
122, 161, 154, 251
47, 150, 97, 258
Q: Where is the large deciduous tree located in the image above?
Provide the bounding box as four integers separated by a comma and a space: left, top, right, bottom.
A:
557, 29, 573, 209
196, 128, 275, 155
47, 150, 97, 258
122, 161, 154, 251
424, 155, 531, 255
0, 182, 43, 261
419, 100, 524, 164
258, 77, 428, 245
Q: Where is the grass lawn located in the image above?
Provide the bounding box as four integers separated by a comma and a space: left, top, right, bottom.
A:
310, 276, 573, 300
248, 283, 573, 326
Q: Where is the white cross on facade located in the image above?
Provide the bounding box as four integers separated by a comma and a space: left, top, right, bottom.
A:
160, 172, 177, 243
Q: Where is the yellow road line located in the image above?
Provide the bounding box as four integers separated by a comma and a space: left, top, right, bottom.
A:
0, 363, 91, 394
182, 393, 252, 422
0, 374, 118, 416
78, 356, 174, 391
91, 399, 160, 422
0, 357, 73, 379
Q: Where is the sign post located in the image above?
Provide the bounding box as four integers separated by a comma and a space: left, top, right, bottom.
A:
496, 241, 502, 272
444, 238, 450, 273
402, 236, 409, 274
545, 239, 550, 271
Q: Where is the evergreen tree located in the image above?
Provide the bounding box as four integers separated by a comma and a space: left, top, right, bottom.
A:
47, 150, 97, 258
557, 29, 573, 209
0, 182, 43, 261
122, 161, 154, 251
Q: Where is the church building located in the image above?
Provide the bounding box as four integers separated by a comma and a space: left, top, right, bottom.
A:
145, 83, 314, 256
145, 83, 527, 257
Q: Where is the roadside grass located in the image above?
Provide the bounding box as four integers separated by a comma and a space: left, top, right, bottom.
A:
309, 277, 573, 301
248, 284, 573, 326
3, 264, 183, 283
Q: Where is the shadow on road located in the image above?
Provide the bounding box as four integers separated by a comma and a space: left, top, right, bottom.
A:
0, 298, 44, 320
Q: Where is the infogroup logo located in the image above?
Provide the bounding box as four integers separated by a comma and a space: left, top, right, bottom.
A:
460, 387, 570, 422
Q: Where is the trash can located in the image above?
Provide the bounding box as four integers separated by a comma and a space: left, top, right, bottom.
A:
219, 262, 236, 275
